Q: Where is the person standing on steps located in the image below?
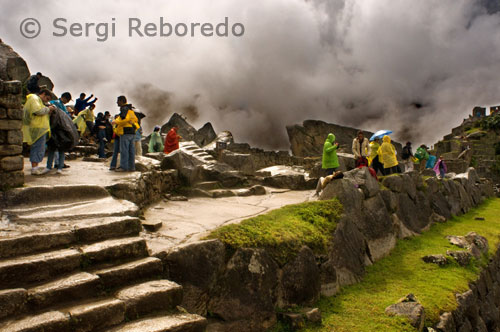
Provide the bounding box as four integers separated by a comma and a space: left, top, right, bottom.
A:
112, 95, 139, 172
95, 112, 108, 159
322, 133, 340, 176
433, 156, 448, 179
22, 89, 56, 175
352, 131, 370, 168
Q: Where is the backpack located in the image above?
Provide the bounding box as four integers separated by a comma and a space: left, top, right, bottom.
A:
402, 146, 411, 159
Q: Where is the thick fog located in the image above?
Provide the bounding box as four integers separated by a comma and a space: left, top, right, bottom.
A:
1, 0, 500, 149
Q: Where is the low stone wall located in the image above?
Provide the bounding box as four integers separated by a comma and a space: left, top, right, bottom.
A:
0, 80, 23, 190
154, 168, 494, 332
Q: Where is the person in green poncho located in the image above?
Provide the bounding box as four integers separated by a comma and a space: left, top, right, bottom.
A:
322, 133, 340, 175
148, 126, 164, 153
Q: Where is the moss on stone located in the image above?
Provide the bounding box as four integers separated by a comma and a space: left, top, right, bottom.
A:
207, 199, 343, 265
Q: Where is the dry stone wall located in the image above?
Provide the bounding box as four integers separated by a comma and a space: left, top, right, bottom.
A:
0, 80, 23, 190
153, 167, 494, 332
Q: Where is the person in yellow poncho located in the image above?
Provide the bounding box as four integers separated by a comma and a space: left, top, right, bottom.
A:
378, 135, 399, 175
22, 89, 56, 175
368, 138, 384, 175
73, 104, 96, 136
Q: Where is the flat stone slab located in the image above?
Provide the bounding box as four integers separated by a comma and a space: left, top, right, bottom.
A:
21, 158, 138, 188
4, 196, 138, 222
107, 313, 207, 332
143, 189, 314, 254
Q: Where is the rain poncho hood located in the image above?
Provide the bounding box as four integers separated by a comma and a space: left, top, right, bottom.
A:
148, 131, 164, 153
22, 94, 51, 145
378, 135, 398, 168
322, 133, 339, 169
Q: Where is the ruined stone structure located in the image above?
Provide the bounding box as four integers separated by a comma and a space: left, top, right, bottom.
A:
159, 168, 494, 331
434, 116, 500, 183
286, 119, 403, 158
0, 80, 24, 190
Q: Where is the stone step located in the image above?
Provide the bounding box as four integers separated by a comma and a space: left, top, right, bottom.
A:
193, 181, 221, 191
4, 196, 139, 222
105, 313, 207, 332
0, 230, 75, 260
81, 238, 148, 265
75, 217, 142, 243
115, 280, 183, 317
66, 298, 126, 332
93, 257, 163, 289
0, 249, 82, 289
28, 272, 101, 309
0, 288, 28, 320
0, 217, 141, 260
0, 311, 71, 332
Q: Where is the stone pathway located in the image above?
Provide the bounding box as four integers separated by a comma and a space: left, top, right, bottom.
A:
9, 157, 315, 256
143, 189, 315, 255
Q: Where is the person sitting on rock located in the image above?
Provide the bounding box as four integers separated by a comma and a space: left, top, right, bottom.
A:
378, 135, 399, 175
148, 126, 164, 153
26, 72, 42, 94
352, 131, 370, 167
164, 127, 182, 154
22, 89, 56, 175
322, 133, 340, 176
433, 156, 448, 179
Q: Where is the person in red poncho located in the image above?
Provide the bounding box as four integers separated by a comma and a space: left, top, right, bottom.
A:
164, 127, 182, 154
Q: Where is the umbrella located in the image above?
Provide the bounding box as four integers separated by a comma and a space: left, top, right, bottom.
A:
369, 130, 393, 141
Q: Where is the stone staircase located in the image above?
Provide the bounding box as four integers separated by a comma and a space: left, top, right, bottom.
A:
0, 216, 207, 332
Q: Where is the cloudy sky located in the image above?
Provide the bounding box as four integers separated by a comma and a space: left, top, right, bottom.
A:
1, 0, 500, 149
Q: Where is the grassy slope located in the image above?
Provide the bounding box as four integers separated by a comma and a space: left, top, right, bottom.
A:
207, 199, 343, 265
295, 198, 500, 332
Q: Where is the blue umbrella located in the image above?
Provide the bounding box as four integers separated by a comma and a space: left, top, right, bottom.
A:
369, 130, 393, 141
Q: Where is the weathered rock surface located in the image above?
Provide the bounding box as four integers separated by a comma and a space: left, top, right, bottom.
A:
286, 119, 403, 157
385, 294, 425, 331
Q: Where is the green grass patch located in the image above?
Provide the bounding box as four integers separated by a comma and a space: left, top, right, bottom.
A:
206, 199, 343, 265
286, 198, 500, 332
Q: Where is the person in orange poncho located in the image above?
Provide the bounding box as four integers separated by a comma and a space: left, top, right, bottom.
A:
164, 127, 182, 154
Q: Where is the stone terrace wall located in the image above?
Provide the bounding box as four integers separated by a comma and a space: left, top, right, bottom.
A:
153, 168, 494, 332
431, 245, 500, 332
0, 80, 23, 190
